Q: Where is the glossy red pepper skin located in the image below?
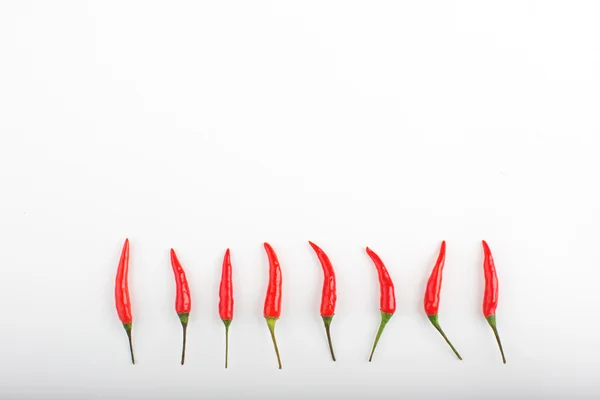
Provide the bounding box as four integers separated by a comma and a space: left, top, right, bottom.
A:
308, 241, 337, 361
365, 247, 396, 362
218, 248, 234, 368
423, 241, 462, 360
424, 241, 446, 316
171, 249, 192, 315
366, 247, 396, 314
170, 249, 191, 365
114, 238, 134, 364
263, 242, 282, 369
482, 240, 506, 363
482, 241, 499, 317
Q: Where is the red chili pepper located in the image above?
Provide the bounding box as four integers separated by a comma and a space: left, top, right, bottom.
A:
263, 242, 282, 369
308, 241, 337, 361
482, 240, 506, 363
365, 247, 396, 362
115, 238, 134, 364
170, 248, 192, 365
218, 248, 234, 368
424, 241, 462, 360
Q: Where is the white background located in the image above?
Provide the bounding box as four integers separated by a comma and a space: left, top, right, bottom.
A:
1, 1, 599, 399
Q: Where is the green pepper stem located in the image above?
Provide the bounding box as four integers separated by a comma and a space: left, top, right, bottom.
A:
322, 316, 336, 361
369, 311, 393, 362
123, 322, 135, 365
427, 314, 462, 360
486, 315, 506, 364
223, 319, 232, 368
178, 313, 189, 365
180, 323, 187, 365
265, 317, 282, 369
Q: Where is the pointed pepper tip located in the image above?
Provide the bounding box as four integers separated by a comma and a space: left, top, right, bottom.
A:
482, 240, 491, 253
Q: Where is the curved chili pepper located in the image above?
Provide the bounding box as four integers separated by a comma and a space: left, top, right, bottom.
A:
170, 248, 192, 365
115, 238, 134, 364
219, 248, 234, 368
365, 247, 396, 362
308, 241, 337, 361
424, 241, 462, 360
263, 242, 282, 369
482, 240, 506, 363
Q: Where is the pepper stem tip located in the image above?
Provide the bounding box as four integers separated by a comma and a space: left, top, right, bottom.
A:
123, 322, 135, 365
265, 317, 282, 369
322, 316, 336, 361
178, 313, 189, 365
222, 319, 232, 368
486, 314, 506, 364
368, 312, 393, 362
427, 314, 462, 360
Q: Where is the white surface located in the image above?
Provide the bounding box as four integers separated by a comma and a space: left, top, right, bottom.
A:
1, 1, 599, 399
